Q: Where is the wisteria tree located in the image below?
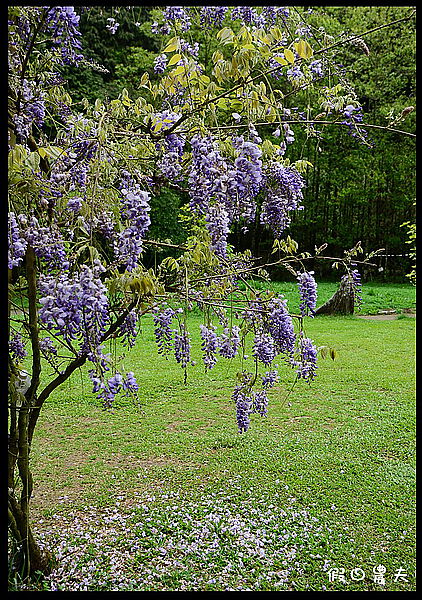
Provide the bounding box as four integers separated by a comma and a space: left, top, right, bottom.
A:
9, 5, 411, 579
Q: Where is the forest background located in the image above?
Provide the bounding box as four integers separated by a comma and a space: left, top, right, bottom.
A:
62, 5, 416, 283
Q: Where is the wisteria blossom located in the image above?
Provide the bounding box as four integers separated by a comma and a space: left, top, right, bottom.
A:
297, 271, 318, 317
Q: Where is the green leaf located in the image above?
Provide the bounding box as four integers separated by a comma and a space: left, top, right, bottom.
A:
163, 41, 178, 53
218, 27, 234, 45
168, 53, 181, 66
25, 152, 40, 171
37, 146, 65, 160
294, 39, 313, 60
273, 56, 288, 66
270, 26, 283, 41
217, 98, 229, 109
284, 49, 295, 64
172, 65, 186, 76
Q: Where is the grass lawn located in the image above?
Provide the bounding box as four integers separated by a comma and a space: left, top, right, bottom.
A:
11, 283, 416, 591
240, 279, 416, 316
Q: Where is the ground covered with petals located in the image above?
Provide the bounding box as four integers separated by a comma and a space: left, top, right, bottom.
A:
28, 486, 339, 591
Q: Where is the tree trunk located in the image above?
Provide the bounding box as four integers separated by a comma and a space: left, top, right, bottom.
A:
315, 277, 355, 315
8, 490, 55, 579
8, 382, 54, 580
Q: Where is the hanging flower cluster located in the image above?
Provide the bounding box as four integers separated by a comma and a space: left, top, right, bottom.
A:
38, 261, 109, 348
45, 6, 83, 65
153, 305, 176, 357
8, 213, 27, 270
260, 162, 306, 238
9, 332, 27, 363
114, 172, 151, 271
199, 324, 219, 370
297, 271, 318, 317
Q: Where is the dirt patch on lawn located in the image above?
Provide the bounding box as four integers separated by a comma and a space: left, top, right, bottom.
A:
30, 450, 198, 518
357, 310, 416, 320
358, 314, 398, 320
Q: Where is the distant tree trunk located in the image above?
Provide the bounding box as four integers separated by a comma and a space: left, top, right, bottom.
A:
315, 277, 355, 315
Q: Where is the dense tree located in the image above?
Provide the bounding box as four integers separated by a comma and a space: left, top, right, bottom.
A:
8, 5, 414, 582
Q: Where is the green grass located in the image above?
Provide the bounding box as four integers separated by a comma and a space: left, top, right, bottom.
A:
20, 298, 416, 592
240, 280, 416, 315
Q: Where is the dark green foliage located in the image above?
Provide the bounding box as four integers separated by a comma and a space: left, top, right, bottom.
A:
142, 187, 189, 269
285, 6, 416, 281
63, 6, 160, 101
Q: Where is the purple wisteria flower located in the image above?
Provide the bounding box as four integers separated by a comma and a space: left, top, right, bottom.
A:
154, 112, 186, 181
151, 20, 171, 36
174, 324, 191, 370
189, 131, 264, 228
39, 337, 59, 369
100, 372, 124, 408
45, 6, 83, 65
39, 337, 58, 367
283, 122, 295, 145
250, 389, 269, 416
94, 211, 116, 241
162, 6, 191, 31
241, 298, 266, 328
269, 52, 289, 80
287, 65, 304, 82
39, 336, 57, 356
199, 324, 219, 370
119, 310, 138, 349
154, 53, 168, 74
260, 163, 305, 238
200, 6, 228, 27
205, 204, 230, 258
114, 173, 151, 271
253, 332, 277, 366
67, 197, 83, 212
9, 332, 27, 362
8, 213, 27, 269
230, 136, 263, 221
341, 105, 368, 141
295, 336, 318, 383
309, 60, 324, 78
38, 260, 109, 351
262, 369, 279, 389
90, 364, 140, 409
297, 271, 318, 317
24, 217, 69, 271
188, 134, 226, 215
13, 78, 46, 140
218, 326, 241, 359
231, 6, 264, 27
266, 296, 296, 358
180, 38, 199, 58
232, 385, 252, 433
153, 306, 176, 357
123, 371, 139, 395
106, 17, 119, 34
